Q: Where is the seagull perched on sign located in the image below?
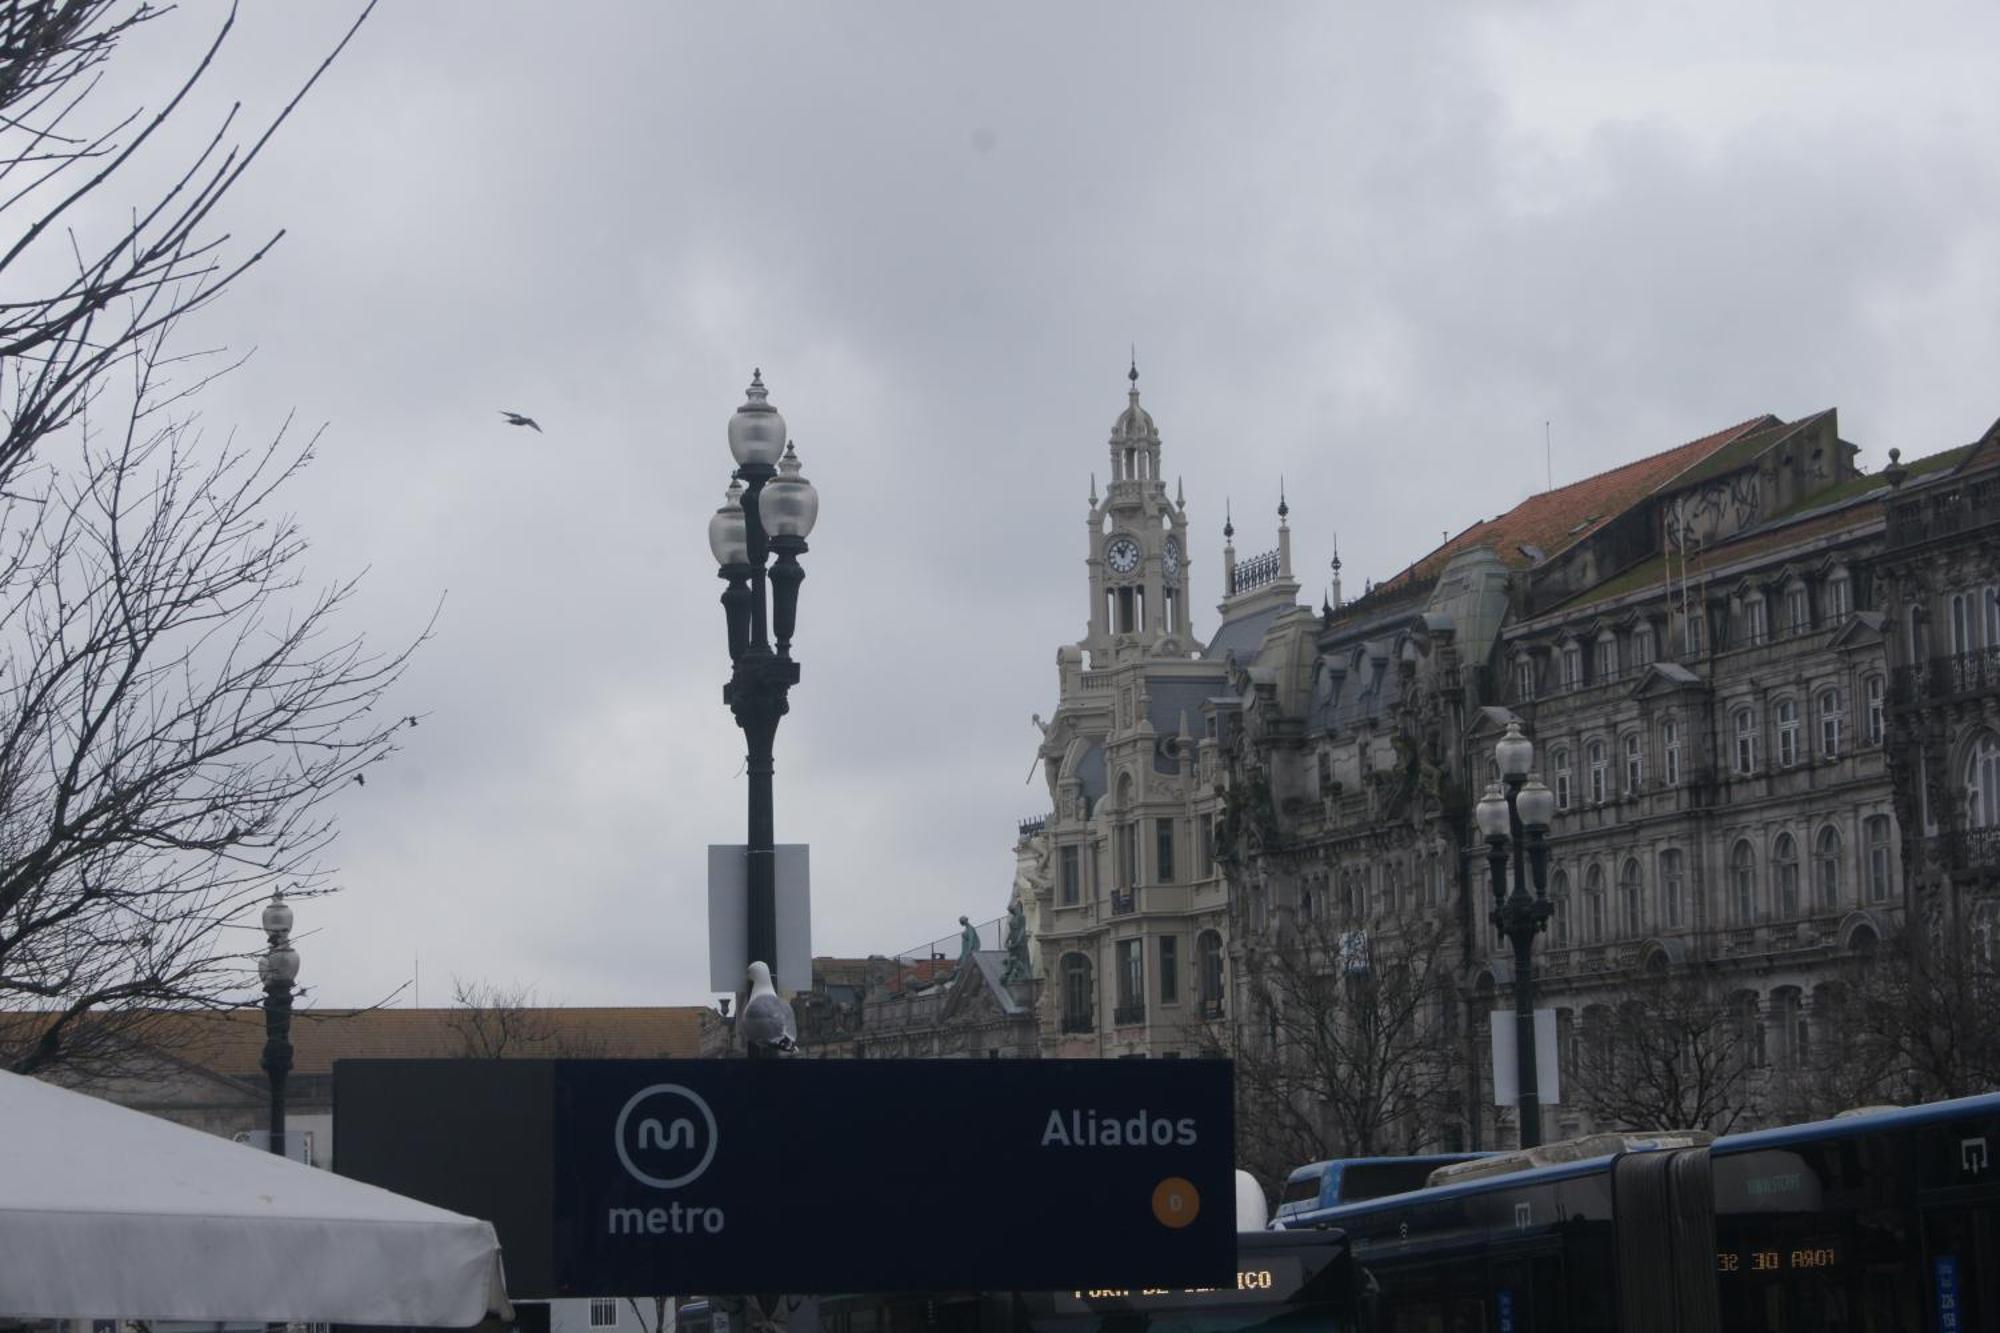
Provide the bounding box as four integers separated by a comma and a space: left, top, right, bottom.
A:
740, 961, 797, 1058
499, 410, 542, 432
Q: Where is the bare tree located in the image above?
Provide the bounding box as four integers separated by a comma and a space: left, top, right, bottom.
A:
446, 977, 610, 1060
1822, 923, 2000, 1106
0, 1, 373, 496
0, 328, 418, 1077
1566, 967, 1761, 1134
1217, 909, 1462, 1190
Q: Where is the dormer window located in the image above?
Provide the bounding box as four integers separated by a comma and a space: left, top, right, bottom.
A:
1826, 574, 1852, 621
1684, 607, 1706, 657
1514, 657, 1536, 701
1561, 642, 1583, 690
1742, 593, 1769, 646
1785, 583, 1810, 636
1631, 623, 1655, 669
1593, 635, 1617, 683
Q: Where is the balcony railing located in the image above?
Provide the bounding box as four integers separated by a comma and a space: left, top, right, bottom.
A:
1197, 998, 1225, 1020
1931, 827, 2000, 873
1060, 1012, 1094, 1034
1113, 1001, 1147, 1026
1887, 475, 2000, 551
1110, 889, 1137, 916
1892, 647, 2000, 709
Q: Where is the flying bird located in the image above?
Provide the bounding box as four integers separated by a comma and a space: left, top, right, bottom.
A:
499, 410, 542, 432
352, 773, 365, 787
739, 961, 797, 1057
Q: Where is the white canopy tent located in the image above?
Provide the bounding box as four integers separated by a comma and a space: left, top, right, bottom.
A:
0, 1069, 510, 1325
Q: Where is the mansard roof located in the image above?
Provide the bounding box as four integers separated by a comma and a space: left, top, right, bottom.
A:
1205, 600, 1287, 659
1377, 415, 1776, 594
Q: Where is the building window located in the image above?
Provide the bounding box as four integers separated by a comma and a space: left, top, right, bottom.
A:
1584, 865, 1606, 944
1659, 849, 1684, 929
1632, 623, 1655, 669
1198, 815, 1215, 877
1866, 816, 1892, 903
1731, 840, 1757, 924
1588, 740, 1608, 805
1060, 953, 1094, 1032
1744, 594, 1768, 645
1594, 636, 1617, 683
1060, 845, 1081, 906
1339, 869, 1360, 921
1515, 658, 1536, 701
1551, 870, 1570, 946
1865, 675, 1884, 746
1817, 688, 1844, 759
1158, 935, 1179, 1004
590, 1300, 618, 1329
1155, 817, 1175, 883
1951, 590, 1977, 655
1623, 733, 1644, 794
1116, 822, 1138, 889
1776, 698, 1800, 768
1685, 607, 1706, 657
1619, 858, 1643, 938
1734, 708, 1758, 775
1786, 584, 1810, 635
1115, 939, 1144, 1021
1773, 833, 1800, 917
1196, 931, 1225, 1016
1814, 827, 1841, 910
1827, 575, 1851, 620
1966, 732, 2000, 829
1552, 746, 1572, 811
1562, 643, 1583, 690
1735, 993, 1767, 1068
1662, 719, 1681, 787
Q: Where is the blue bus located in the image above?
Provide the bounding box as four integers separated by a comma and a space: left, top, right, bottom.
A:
1282, 1091, 2000, 1331
1273, 1153, 1490, 1228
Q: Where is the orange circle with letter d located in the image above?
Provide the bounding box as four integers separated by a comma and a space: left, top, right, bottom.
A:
1153, 1176, 1200, 1228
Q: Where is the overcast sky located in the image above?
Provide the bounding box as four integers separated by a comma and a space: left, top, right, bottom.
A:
90, 2, 2000, 1009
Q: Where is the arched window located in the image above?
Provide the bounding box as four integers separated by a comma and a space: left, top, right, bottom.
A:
1734, 708, 1758, 774
1818, 688, 1844, 759
1552, 746, 1572, 811
1776, 699, 1801, 768
1815, 827, 1842, 910
1619, 858, 1643, 937
1774, 833, 1800, 917
1551, 870, 1571, 946
1196, 931, 1225, 1017
1865, 816, 1893, 903
1967, 733, 2000, 829
1060, 953, 1094, 1033
1623, 733, 1644, 794
1659, 849, 1685, 929
1731, 840, 1757, 924
1584, 864, 1606, 944
1771, 988, 1806, 1068
1733, 992, 1767, 1068
1588, 740, 1608, 805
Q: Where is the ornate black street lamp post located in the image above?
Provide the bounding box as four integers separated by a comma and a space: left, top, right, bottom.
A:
709, 372, 818, 993
257, 890, 300, 1158
1475, 721, 1557, 1148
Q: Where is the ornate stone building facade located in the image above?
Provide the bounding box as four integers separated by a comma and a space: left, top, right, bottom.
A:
1213, 407, 1980, 1155
1881, 420, 2000, 949
1018, 369, 1303, 1059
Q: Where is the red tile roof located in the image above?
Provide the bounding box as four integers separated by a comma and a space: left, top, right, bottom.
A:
27, 1006, 711, 1079
1377, 415, 1779, 593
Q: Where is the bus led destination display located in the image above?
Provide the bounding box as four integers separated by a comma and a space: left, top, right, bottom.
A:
337, 1057, 1233, 1297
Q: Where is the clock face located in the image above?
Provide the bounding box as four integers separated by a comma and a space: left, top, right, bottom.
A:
1106, 535, 1142, 574
1164, 536, 1182, 578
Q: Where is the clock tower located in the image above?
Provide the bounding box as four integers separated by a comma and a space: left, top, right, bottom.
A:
1083, 364, 1194, 664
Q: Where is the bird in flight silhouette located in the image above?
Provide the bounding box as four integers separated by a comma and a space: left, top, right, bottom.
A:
499, 410, 542, 432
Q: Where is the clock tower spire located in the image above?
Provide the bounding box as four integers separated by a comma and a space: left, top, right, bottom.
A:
1083, 363, 1194, 664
